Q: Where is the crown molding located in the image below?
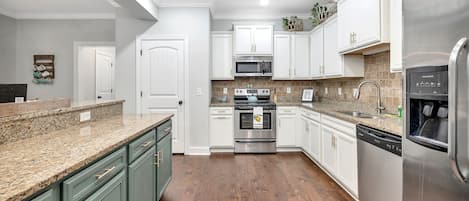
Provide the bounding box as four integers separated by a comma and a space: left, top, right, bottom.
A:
0, 6, 115, 20
158, 2, 213, 8
212, 13, 310, 20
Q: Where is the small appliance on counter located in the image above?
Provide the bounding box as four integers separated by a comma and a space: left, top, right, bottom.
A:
301, 89, 314, 102
233, 88, 276, 153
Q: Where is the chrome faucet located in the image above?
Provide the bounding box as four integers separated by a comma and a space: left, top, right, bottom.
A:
353, 80, 385, 115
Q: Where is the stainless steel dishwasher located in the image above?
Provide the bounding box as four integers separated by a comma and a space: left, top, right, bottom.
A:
357, 124, 402, 201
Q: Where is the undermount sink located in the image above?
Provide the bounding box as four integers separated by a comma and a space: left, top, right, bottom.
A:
336, 111, 382, 119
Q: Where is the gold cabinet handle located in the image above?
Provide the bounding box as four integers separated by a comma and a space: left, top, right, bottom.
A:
96, 166, 116, 180
141, 140, 154, 148
154, 152, 160, 167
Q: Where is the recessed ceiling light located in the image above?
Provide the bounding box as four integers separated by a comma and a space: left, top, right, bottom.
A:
260, 0, 269, 6
107, 0, 121, 8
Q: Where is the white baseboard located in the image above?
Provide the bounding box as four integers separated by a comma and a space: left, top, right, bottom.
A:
210, 147, 234, 153
277, 147, 302, 152
185, 146, 210, 155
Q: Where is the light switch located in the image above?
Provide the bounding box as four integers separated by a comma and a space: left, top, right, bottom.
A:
80, 111, 91, 122
353, 88, 359, 98
196, 88, 203, 96
286, 87, 291, 94
223, 88, 228, 95
338, 88, 342, 96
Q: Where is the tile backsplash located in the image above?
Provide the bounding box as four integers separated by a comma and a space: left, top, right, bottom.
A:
211, 51, 403, 113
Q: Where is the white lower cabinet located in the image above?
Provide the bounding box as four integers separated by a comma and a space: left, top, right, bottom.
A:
277, 107, 298, 147
336, 131, 358, 196
308, 120, 321, 162
300, 116, 311, 153
209, 107, 234, 148
321, 125, 338, 175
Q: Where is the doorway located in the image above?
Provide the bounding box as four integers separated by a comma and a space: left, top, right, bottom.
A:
137, 36, 189, 154
73, 42, 115, 102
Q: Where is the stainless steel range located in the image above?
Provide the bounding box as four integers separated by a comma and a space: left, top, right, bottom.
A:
234, 88, 276, 153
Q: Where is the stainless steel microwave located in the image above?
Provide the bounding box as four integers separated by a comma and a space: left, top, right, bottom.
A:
233, 56, 273, 77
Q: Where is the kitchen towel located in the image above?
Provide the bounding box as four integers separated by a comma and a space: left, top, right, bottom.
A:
253, 107, 263, 129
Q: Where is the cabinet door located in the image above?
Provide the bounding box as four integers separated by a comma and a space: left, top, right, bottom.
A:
273, 34, 291, 80
211, 34, 233, 80
210, 115, 234, 147
253, 26, 273, 55
390, 0, 402, 72
129, 147, 156, 201
85, 171, 127, 201
337, 0, 356, 52
337, 132, 358, 195
353, 0, 381, 47
323, 17, 342, 76
234, 26, 254, 54
277, 114, 297, 147
310, 27, 324, 78
300, 117, 311, 153
309, 120, 321, 162
321, 125, 337, 175
291, 34, 311, 79
31, 186, 60, 201
157, 134, 172, 200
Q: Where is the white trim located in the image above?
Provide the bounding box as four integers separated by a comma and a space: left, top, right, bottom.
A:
186, 147, 211, 155
73, 41, 115, 102
2, 12, 115, 20
158, 2, 213, 8
277, 147, 302, 152
136, 35, 190, 154
0, 7, 17, 19
212, 13, 311, 20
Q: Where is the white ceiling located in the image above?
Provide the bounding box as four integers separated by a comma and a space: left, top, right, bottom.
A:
160, 0, 316, 19
0, 0, 317, 20
0, 0, 116, 19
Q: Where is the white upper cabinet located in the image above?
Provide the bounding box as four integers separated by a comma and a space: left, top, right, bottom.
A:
390, 0, 402, 72
310, 16, 365, 79
273, 34, 291, 80
310, 27, 324, 78
291, 34, 311, 79
273, 32, 311, 80
234, 25, 273, 55
338, 0, 390, 54
211, 32, 233, 80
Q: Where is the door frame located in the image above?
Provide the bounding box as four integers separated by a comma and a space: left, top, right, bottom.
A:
95, 50, 115, 100
73, 41, 115, 102
135, 35, 190, 154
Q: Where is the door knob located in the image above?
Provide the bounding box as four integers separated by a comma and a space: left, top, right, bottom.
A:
178, 100, 183, 105
97, 96, 102, 99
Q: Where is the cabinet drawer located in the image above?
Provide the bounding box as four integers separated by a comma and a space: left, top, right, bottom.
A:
277, 107, 297, 115
210, 107, 233, 115
128, 129, 156, 163
31, 185, 59, 201
84, 170, 127, 201
300, 109, 320, 122
321, 115, 356, 136
157, 120, 172, 142
63, 147, 127, 201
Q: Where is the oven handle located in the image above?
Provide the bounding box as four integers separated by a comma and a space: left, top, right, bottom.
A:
235, 139, 276, 143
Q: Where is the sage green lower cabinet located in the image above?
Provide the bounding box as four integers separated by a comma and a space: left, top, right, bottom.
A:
156, 133, 172, 200
31, 185, 59, 201
84, 170, 127, 201
128, 147, 156, 201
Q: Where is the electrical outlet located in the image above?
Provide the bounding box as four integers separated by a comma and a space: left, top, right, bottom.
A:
325, 87, 328, 95
196, 88, 203, 96
353, 88, 359, 98
286, 87, 291, 94
80, 111, 91, 122
223, 88, 228, 95
338, 88, 342, 96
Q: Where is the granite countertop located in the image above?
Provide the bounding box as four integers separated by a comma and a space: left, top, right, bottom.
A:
277, 102, 403, 136
0, 113, 173, 201
210, 100, 403, 136
0, 99, 125, 124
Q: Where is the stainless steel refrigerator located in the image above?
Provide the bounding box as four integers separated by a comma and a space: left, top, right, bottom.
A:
403, 0, 469, 201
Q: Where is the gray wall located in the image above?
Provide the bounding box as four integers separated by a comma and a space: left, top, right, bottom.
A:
15, 19, 115, 100
115, 7, 211, 150
211, 18, 313, 31
0, 14, 17, 83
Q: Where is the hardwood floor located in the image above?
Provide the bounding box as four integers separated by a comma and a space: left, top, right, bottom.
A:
161, 152, 354, 201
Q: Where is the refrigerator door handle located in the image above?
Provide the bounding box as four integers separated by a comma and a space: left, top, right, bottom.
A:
448, 37, 468, 183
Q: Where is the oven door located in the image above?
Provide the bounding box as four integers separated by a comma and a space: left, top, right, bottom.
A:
234, 109, 276, 139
